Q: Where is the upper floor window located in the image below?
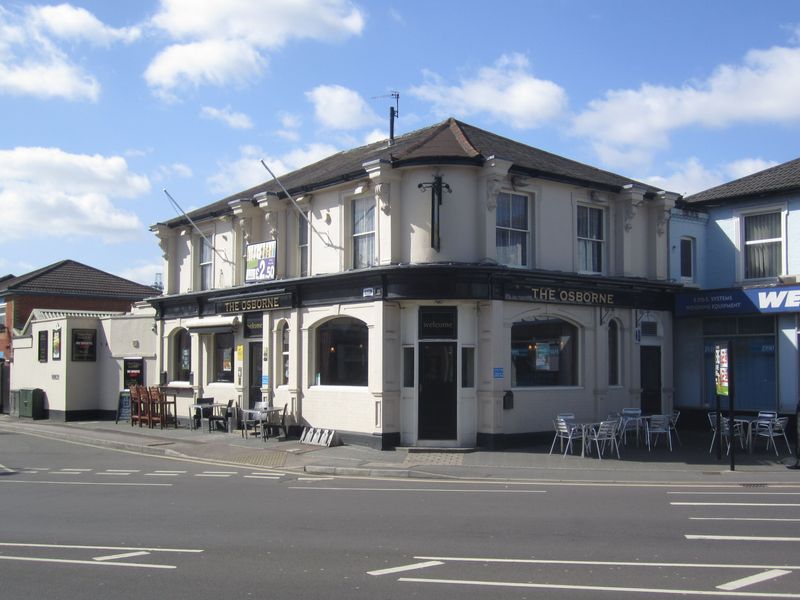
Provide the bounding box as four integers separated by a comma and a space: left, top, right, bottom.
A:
577, 205, 604, 273
0, 301, 6, 332
511, 318, 578, 387
299, 211, 309, 277
213, 332, 234, 383
496, 192, 529, 267
199, 236, 213, 290
172, 328, 191, 382
352, 197, 375, 269
680, 237, 695, 281
743, 211, 782, 280
315, 317, 368, 386
280, 322, 290, 386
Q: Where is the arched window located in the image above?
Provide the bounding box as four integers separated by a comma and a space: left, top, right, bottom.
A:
316, 317, 368, 386
511, 318, 578, 387
280, 322, 290, 386
608, 320, 620, 386
172, 328, 191, 382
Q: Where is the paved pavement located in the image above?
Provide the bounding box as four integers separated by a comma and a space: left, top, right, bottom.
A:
2, 414, 798, 483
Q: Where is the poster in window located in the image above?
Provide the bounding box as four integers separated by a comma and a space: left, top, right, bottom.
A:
222, 348, 232, 372
72, 329, 97, 362
52, 329, 61, 361
181, 348, 190, 371
123, 358, 144, 389
245, 240, 277, 282
38, 330, 48, 362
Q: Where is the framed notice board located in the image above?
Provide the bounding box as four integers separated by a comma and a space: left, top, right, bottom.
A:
115, 391, 132, 424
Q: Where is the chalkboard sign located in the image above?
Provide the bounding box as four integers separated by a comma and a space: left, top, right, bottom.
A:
115, 391, 131, 424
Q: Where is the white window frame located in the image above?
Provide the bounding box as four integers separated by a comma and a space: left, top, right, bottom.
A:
280, 321, 290, 386
495, 191, 531, 267
576, 204, 605, 274
351, 196, 376, 269
198, 234, 214, 291
298, 210, 309, 277
736, 205, 786, 282
679, 236, 695, 282
0, 301, 6, 332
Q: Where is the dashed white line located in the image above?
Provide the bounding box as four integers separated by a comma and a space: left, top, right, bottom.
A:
672, 502, 800, 507
687, 535, 800, 542
368, 561, 444, 576
717, 569, 791, 591
690, 517, 800, 522
93, 551, 150, 562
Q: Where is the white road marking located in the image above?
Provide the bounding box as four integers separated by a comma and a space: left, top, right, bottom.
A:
93, 551, 150, 562
368, 561, 444, 576
290, 486, 547, 493
97, 472, 132, 476
145, 472, 180, 477
0, 542, 203, 553
691, 517, 800, 522
52, 471, 82, 475
717, 569, 791, 591
0, 462, 13, 472
687, 535, 800, 542
244, 475, 281, 480
60, 468, 92, 472
296, 477, 334, 481
106, 470, 140, 473
153, 470, 186, 473
0, 480, 171, 487
672, 502, 800, 507
398, 576, 800, 597
0, 556, 175, 569
669, 492, 800, 496
412, 556, 800, 571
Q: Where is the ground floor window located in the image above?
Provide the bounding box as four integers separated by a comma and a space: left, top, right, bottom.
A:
511, 318, 578, 386
315, 317, 368, 386
702, 316, 775, 411
214, 332, 235, 383
173, 328, 191, 381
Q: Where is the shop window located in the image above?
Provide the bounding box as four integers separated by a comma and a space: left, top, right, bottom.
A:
511, 318, 578, 387
743, 211, 782, 280
172, 328, 191, 382
352, 197, 375, 269
496, 192, 529, 267
577, 205, 604, 273
461, 346, 475, 388
608, 320, 620, 386
402, 346, 414, 388
38, 330, 48, 363
315, 317, 368, 386
213, 332, 235, 383
280, 322, 290, 386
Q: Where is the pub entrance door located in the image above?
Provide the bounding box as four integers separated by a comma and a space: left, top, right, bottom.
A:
418, 342, 457, 440
248, 342, 263, 409
640, 346, 662, 415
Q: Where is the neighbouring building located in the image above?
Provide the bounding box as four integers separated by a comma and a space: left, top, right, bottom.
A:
672, 157, 800, 422
150, 118, 681, 449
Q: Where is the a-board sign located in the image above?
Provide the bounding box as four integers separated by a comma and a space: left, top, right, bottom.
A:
115, 391, 131, 424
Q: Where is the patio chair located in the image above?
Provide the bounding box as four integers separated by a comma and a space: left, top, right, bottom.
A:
647, 414, 673, 451
241, 401, 268, 439
708, 412, 744, 455
586, 420, 620, 459
208, 400, 233, 432
192, 397, 213, 430
754, 416, 791, 456
548, 418, 583, 457
263, 404, 288, 440
129, 385, 144, 427
669, 410, 681, 446
620, 408, 643, 446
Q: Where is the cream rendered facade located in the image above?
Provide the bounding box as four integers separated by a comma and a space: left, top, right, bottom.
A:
150, 120, 679, 448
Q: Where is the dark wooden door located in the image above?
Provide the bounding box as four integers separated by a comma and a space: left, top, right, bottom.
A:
418, 342, 457, 440
640, 346, 662, 414
248, 342, 262, 409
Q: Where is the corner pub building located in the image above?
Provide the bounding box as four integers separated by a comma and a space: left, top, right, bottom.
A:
149, 118, 680, 449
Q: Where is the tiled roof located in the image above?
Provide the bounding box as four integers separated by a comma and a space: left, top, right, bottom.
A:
0, 260, 160, 300
683, 157, 800, 205
158, 118, 664, 228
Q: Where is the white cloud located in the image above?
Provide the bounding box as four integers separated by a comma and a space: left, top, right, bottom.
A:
153, 162, 193, 182
119, 262, 163, 286
364, 128, 387, 144
30, 4, 141, 46
147, 0, 364, 96
207, 143, 338, 196
572, 43, 800, 169
306, 84, 381, 129
409, 54, 568, 129
276, 111, 302, 141
0, 147, 150, 242
0, 4, 139, 102
643, 157, 779, 197
201, 105, 253, 129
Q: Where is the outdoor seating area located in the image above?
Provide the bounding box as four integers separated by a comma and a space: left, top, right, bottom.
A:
708, 411, 794, 457
129, 385, 178, 429
549, 408, 685, 459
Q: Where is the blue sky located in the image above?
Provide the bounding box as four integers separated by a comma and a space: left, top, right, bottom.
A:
2, 0, 799, 285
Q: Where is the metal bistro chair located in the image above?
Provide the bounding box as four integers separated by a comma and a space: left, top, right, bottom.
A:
620, 408, 643, 446
549, 418, 584, 458
669, 410, 681, 446
647, 414, 673, 452
707, 412, 745, 455
208, 400, 233, 433
586, 420, 621, 459
242, 401, 268, 439
263, 404, 288, 440
755, 416, 791, 456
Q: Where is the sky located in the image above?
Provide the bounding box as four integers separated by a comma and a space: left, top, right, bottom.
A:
2, 0, 800, 286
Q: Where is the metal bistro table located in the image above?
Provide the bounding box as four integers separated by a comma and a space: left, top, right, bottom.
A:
240, 406, 283, 440
188, 400, 214, 431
